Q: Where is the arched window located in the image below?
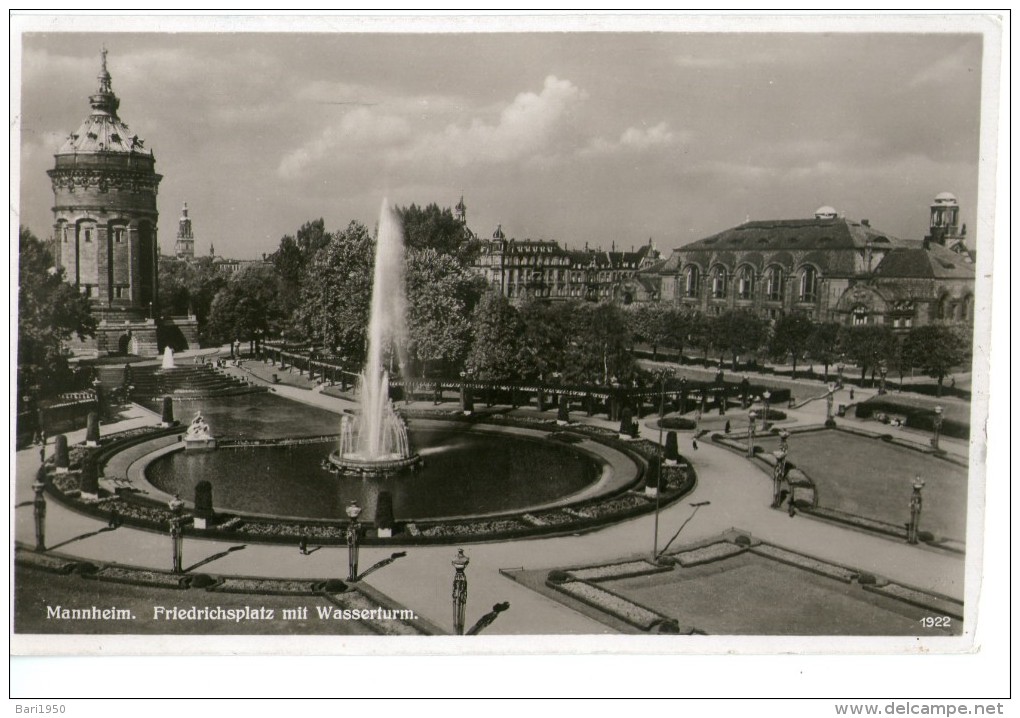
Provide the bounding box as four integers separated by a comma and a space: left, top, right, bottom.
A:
799, 266, 818, 302
764, 266, 784, 302
961, 294, 973, 323
684, 266, 700, 297
711, 266, 728, 299
736, 265, 755, 300
852, 306, 868, 326
936, 294, 949, 320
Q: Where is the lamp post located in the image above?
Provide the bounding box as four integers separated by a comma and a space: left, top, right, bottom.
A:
346, 500, 362, 581
32, 478, 47, 550
451, 548, 470, 635
168, 494, 185, 574
771, 430, 790, 508
761, 390, 771, 431
932, 405, 944, 452
878, 360, 888, 395
652, 368, 674, 561
907, 477, 925, 544
747, 410, 757, 458
837, 359, 845, 389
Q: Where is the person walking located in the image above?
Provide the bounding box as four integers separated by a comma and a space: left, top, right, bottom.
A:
849, 387, 855, 401
299, 535, 309, 555
108, 504, 121, 529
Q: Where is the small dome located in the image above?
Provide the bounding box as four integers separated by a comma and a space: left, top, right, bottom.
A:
934, 192, 958, 205
492, 224, 505, 240
814, 206, 838, 220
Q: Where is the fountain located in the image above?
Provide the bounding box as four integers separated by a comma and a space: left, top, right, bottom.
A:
161, 347, 176, 369
329, 201, 421, 477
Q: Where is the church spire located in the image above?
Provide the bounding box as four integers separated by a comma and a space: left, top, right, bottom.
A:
90, 46, 120, 117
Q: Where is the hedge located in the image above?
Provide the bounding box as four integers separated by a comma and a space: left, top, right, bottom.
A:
854, 400, 970, 440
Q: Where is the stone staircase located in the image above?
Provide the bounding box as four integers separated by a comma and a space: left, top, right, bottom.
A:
99, 364, 266, 401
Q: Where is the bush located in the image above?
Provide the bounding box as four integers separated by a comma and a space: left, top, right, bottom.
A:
764, 409, 787, 421
189, 573, 218, 589
856, 572, 877, 585
322, 579, 348, 593
664, 431, 679, 461
547, 570, 572, 584
733, 535, 752, 547
659, 417, 697, 431
194, 480, 214, 518
557, 394, 570, 423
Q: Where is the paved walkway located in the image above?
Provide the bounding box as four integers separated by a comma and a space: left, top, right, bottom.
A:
14, 364, 969, 635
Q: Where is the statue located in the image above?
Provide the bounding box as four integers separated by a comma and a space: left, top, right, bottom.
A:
183, 411, 216, 450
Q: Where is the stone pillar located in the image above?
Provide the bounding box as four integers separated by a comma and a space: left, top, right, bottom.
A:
194, 480, 213, 530
80, 453, 99, 499
85, 412, 100, 447
54, 435, 69, 474
161, 396, 175, 427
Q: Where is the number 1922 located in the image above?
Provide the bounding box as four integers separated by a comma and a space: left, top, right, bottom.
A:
920, 616, 952, 628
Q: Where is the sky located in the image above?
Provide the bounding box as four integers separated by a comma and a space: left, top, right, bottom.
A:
16, 21, 987, 260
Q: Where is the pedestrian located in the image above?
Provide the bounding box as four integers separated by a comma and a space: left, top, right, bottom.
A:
108, 504, 120, 529
849, 387, 855, 401
724, 420, 731, 434
299, 535, 309, 555
692, 437, 699, 451
788, 491, 796, 517
950, 376, 956, 388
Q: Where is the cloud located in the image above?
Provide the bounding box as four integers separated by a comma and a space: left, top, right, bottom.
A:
580, 121, 683, 157
277, 74, 588, 178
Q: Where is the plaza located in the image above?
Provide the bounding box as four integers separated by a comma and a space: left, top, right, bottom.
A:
13, 343, 970, 638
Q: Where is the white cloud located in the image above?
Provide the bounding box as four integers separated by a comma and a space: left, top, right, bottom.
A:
277, 74, 587, 178
580, 121, 682, 157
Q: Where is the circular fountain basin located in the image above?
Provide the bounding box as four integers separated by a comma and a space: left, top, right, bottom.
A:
141, 421, 625, 522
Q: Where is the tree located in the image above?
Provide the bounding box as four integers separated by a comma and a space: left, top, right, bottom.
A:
564, 303, 636, 386
709, 309, 766, 370
769, 313, 814, 379
628, 303, 682, 360
270, 219, 332, 318
405, 248, 484, 377
465, 291, 529, 381
207, 264, 285, 349
837, 324, 895, 386
903, 325, 969, 396
396, 203, 476, 261
688, 311, 713, 362
806, 322, 841, 381
293, 221, 374, 362
156, 256, 227, 343
518, 299, 573, 380
17, 226, 96, 395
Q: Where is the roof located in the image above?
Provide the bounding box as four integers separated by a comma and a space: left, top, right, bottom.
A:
873, 243, 975, 279
679, 217, 906, 253
56, 52, 153, 157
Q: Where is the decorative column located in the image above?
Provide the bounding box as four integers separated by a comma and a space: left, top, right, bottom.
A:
168, 495, 184, 574
346, 500, 362, 581
931, 406, 944, 452
746, 411, 757, 458
825, 383, 837, 428
771, 430, 789, 508
907, 477, 925, 544
32, 478, 47, 550
452, 548, 470, 635
761, 390, 771, 431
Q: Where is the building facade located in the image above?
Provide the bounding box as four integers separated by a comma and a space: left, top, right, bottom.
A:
653, 198, 975, 331
471, 225, 660, 304
48, 51, 196, 356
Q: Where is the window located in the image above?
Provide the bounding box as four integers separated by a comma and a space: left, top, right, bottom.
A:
711, 266, 728, 299
764, 266, 783, 301
684, 266, 700, 297
114, 286, 127, 299
799, 266, 818, 302
736, 266, 755, 300
852, 307, 868, 326
83, 229, 93, 243
113, 227, 125, 243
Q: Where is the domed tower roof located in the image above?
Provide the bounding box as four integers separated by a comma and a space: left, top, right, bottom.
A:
492, 224, 505, 240
933, 191, 958, 205
814, 206, 838, 220
56, 48, 153, 157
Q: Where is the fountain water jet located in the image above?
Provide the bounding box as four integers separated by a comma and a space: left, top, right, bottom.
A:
329, 201, 420, 476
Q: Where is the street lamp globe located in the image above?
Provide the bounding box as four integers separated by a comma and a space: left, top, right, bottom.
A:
168, 495, 184, 515
345, 500, 362, 522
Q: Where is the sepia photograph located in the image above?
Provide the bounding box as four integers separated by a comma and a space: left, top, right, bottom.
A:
8, 11, 1009, 703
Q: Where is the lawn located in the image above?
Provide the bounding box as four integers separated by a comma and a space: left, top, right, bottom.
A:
758, 430, 967, 540
604, 552, 960, 636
